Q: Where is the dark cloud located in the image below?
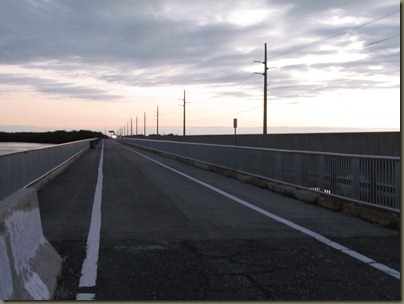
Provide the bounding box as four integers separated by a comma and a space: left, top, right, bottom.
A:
0, 0, 399, 102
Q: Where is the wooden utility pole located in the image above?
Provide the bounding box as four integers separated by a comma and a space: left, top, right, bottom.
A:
131, 118, 133, 136
255, 43, 268, 135
144, 112, 146, 136
136, 116, 138, 135
156, 106, 159, 135
263, 43, 268, 135
182, 90, 186, 136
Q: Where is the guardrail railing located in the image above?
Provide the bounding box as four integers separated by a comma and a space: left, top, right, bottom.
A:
120, 138, 400, 212
0, 138, 96, 201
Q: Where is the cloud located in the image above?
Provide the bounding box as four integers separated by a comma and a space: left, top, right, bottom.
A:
0, 0, 400, 104
0, 72, 122, 101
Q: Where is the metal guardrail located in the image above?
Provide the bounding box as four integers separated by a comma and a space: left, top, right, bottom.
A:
120, 138, 400, 212
0, 138, 96, 201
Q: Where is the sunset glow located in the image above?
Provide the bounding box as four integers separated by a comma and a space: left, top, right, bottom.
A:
0, 0, 400, 135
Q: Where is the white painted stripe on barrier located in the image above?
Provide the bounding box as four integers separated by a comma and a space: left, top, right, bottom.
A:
76, 293, 95, 300
77, 141, 104, 299
120, 143, 400, 280
0, 235, 13, 299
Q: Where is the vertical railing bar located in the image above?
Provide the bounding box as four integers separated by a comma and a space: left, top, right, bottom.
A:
390, 161, 393, 207
275, 152, 281, 181
390, 161, 394, 208
295, 153, 301, 186
394, 161, 400, 210
387, 161, 390, 207
319, 155, 324, 192
353, 157, 360, 200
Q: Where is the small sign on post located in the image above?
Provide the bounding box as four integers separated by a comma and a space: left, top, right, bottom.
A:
233, 118, 237, 145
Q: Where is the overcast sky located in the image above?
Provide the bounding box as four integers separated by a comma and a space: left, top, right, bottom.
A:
0, 0, 400, 134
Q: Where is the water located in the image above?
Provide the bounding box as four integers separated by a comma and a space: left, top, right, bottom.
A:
0, 142, 55, 156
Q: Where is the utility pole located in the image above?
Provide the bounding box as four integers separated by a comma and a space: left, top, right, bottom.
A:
136, 116, 138, 135
263, 43, 268, 135
233, 118, 238, 146
156, 105, 159, 135
131, 118, 133, 136
182, 90, 186, 136
254, 43, 268, 135
144, 112, 146, 136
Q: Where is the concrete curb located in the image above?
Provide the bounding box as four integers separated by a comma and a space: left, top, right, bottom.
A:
0, 188, 62, 300
131, 143, 400, 230
25, 146, 89, 191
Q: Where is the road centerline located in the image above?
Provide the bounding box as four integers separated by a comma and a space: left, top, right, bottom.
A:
118, 141, 400, 280
76, 141, 105, 300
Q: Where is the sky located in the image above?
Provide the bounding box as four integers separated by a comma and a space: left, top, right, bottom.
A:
0, 0, 401, 135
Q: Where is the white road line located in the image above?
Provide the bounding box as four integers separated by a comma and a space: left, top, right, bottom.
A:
76, 141, 104, 300
120, 142, 400, 280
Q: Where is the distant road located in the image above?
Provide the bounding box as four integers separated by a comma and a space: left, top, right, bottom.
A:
38, 139, 400, 300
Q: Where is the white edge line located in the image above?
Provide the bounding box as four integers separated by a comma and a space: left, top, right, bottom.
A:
119, 142, 400, 280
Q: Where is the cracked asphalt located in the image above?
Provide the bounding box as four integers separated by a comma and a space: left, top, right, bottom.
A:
38, 139, 401, 300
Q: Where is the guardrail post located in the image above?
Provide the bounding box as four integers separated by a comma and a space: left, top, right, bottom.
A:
352, 158, 360, 200
275, 152, 281, 181
394, 161, 400, 210
319, 155, 325, 192
369, 160, 378, 206
330, 157, 337, 194
294, 153, 302, 185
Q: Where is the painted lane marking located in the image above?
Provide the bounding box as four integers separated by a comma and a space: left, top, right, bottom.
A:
119, 142, 400, 280
76, 141, 104, 300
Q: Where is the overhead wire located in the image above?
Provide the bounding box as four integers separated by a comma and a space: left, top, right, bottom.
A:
264, 7, 400, 102
268, 9, 400, 61
189, 74, 259, 115
363, 33, 400, 47
191, 7, 400, 118
177, 5, 400, 128
191, 63, 257, 104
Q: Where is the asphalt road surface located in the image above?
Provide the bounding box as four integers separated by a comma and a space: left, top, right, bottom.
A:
37, 139, 400, 300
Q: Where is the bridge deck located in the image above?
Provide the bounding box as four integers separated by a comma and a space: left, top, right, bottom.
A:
37, 139, 400, 300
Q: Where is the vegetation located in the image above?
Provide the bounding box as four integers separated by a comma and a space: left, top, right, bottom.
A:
0, 130, 104, 144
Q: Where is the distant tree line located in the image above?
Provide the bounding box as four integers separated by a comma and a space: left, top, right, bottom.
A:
0, 130, 104, 144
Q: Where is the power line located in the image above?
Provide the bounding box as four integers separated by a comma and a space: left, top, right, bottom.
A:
135, 7, 400, 132
268, 9, 400, 61
188, 103, 262, 125
191, 70, 256, 105
170, 8, 399, 116
220, 61, 256, 84
363, 33, 400, 47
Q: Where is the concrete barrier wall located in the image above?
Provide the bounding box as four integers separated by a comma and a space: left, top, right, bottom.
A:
0, 138, 94, 201
146, 132, 400, 156
0, 188, 62, 300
